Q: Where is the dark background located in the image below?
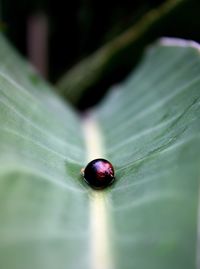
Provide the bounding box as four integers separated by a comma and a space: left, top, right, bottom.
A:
1, 0, 200, 108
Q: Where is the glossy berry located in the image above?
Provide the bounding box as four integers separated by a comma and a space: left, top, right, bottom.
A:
83, 158, 115, 189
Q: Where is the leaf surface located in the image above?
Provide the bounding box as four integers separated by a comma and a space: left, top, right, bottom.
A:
0, 35, 200, 269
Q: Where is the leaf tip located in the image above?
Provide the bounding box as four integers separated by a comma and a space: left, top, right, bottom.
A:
158, 37, 200, 52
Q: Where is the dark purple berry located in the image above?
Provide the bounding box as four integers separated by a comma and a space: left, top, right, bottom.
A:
83, 158, 115, 189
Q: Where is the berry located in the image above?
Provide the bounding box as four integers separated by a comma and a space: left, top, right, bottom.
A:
83, 158, 115, 189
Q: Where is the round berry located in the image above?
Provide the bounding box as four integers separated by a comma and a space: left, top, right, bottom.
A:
83, 158, 115, 189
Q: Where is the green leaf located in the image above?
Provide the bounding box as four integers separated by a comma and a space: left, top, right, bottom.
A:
0, 35, 200, 269
0, 35, 89, 269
